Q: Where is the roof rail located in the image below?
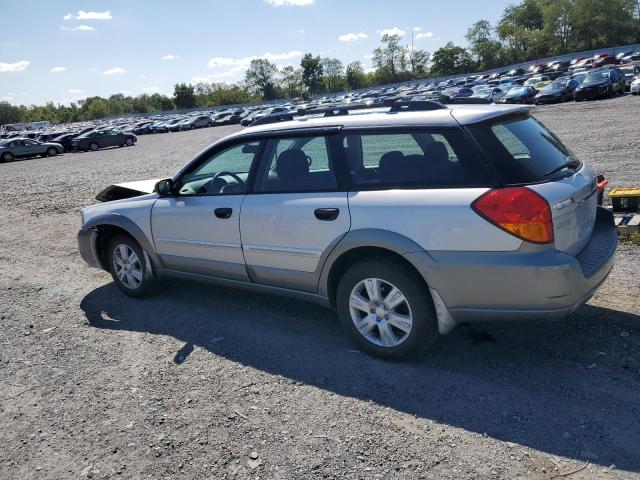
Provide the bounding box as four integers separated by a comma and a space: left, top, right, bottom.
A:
388, 100, 447, 112
305, 106, 350, 117
445, 97, 492, 105
249, 112, 294, 127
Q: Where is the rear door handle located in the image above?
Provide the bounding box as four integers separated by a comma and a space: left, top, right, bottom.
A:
314, 208, 339, 221
214, 207, 232, 219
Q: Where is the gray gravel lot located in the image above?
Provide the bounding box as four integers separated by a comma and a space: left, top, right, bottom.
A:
0, 96, 639, 480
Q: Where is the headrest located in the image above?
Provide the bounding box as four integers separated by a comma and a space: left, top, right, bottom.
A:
276, 149, 309, 182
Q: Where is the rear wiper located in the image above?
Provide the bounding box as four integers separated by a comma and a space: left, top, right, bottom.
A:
544, 159, 581, 177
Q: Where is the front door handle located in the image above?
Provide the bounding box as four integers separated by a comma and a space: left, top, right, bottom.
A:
214, 207, 232, 219
314, 208, 339, 221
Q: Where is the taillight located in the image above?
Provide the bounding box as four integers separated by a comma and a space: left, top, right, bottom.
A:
472, 187, 554, 244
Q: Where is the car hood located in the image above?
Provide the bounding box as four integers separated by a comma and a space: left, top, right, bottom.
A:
578, 79, 608, 88
538, 87, 563, 95
95, 178, 162, 202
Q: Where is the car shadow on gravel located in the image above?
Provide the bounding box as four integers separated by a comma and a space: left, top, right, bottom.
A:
81, 280, 640, 472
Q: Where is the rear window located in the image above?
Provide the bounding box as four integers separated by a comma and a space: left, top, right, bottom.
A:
343, 129, 492, 189
468, 115, 578, 184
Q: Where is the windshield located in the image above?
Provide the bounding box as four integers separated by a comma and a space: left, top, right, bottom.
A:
585, 71, 608, 82
509, 87, 527, 95
544, 81, 565, 91
474, 88, 492, 95
468, 115, 578, 184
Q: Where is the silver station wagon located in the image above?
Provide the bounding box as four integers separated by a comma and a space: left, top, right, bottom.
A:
78, 102, 617, 358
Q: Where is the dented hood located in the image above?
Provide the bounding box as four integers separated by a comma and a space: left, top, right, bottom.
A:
96, 178, 161, 202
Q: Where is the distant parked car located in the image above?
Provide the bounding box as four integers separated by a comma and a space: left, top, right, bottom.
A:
619, 65, 640, 90
471, 86, 506, 103
71, 130, 137, 151
51, 132, 82, 151
574, 68, 625, 101
534, 77, 579, 104
502, 86, 538, 104
180, 115, 214, 130
620, 51, 640, 63
0, 138, 63, 162
629, 76, 640, 95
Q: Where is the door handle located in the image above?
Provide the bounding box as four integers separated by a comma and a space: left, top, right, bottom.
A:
314, 208, 339, 221
214, 207, 232, 219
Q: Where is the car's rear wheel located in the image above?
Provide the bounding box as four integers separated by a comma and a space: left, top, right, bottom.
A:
207, 122, 213, 128
2, 152, 13, 162
46, 147, 57, 157
125, 138, 134, 146
190, 124, 195, 130
108, 234, 152, 298
336, 258, 438, 359
89, 142, 99, 151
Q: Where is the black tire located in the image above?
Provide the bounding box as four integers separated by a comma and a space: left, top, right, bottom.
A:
189, 124, 195, 130
335, 258, 438, 360
207, 122, 213, 128
107, 234, 153, 298
2, 152, 13, 162
46, 147, 57, 157
89, 142, 99, 151
608, 86, 614, 98
125, 138, 134, 146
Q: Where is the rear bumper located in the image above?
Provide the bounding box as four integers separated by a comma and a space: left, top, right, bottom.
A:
406, 207, 617, 324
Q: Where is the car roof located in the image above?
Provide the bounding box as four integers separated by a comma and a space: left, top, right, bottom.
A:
232, 104, 531, 138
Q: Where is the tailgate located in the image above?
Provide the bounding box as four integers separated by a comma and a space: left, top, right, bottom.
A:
528, 164, 598, 256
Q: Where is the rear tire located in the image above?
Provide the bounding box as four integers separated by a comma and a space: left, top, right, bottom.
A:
46, 147, 57, 157
335, 258, 438, 360
2, 152, 13, 162
125, 138, 134, 146
108, 234, 153, 298
89, 142, 99, 151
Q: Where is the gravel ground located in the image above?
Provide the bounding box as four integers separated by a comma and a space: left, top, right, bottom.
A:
0, 96, 639, 480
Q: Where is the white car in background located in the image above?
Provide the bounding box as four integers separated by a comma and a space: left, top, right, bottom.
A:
630, 75, 640, 95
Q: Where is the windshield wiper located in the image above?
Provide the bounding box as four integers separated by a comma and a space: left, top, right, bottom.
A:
544, 159, 581, 177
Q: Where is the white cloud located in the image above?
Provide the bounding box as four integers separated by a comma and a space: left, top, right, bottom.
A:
265, 0, 313, 6
0, 60, 30, 72
338, 32, 368, 42
142, 86, 160, 93
377, 26, 406, 37
76, 10, 112, 20
298, 29, 305, 34
363, 54, 374, 59
414, 27, 422, 32
207, 50, 302, 68
49, 66, 67, 73
61, 25, 95, 31
63, 13, 73, 20
415, 31, 434, 39
68, 88, 82, 93
161, 54, 179, 61
103, 67, 126, 75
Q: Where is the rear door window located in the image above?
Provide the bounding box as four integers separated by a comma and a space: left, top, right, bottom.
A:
468, 115, 578, 184
343, 129, 492, 189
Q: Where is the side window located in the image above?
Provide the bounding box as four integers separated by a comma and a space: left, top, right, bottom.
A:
178, 141, 260, 196
254, 135, 337, 193
345, 130, 490, 188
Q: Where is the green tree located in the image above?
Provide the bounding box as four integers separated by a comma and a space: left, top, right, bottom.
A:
345, 61, 368, 90
372, 34, 407, 83
300, 53, 324, 95
173, 83, 197, 110
466, 20, 504, 70
321, 58, 345, 92
570, 0, 637, 50
0, 101, 23, 125
430, 42, 474, 76
81, 97, 109, 120
407, 47, 430, 78
280, 66, 303, 98
245, 58, 278, 100
496, 0, 546, 62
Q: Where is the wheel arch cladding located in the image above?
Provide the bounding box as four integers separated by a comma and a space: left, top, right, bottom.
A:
81, 213, 161, 271
319, 229, 433, 307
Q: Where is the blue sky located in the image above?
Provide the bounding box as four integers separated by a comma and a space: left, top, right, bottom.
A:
0, 0, 511, 105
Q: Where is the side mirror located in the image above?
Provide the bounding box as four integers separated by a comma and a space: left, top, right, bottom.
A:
154, 178, 174, 196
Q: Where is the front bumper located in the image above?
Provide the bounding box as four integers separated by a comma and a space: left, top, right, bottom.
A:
77, 228, 103, 269
406, 207, 617, 324
575, 87, 608, 100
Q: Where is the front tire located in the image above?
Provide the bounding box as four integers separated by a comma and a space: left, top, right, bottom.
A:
108, 234, 152, 298
125, 138, 134, 146
336, 258, 438, 359
89, 142, 99, 151
2, 152, 13, 162
46, 147, 57, 157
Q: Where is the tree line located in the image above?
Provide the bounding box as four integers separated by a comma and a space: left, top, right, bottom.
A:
2, 0, 639, 126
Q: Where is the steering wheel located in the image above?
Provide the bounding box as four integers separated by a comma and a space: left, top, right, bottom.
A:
213, 170, 245, 185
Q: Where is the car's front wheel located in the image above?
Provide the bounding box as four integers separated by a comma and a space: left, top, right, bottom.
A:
336, 258, 438, 359
89, 142, 99, 151
1, 152, 13, 162
46, 147, 58, 157
125, 138, 134, 146
108, 234, 152, 298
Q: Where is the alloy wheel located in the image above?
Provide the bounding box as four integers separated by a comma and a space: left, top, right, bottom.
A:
112, 243, 143, 289
349, 278, 413, 347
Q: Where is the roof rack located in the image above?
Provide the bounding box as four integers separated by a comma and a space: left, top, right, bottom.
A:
388, 100, 447, 112
249, 112, 294, 127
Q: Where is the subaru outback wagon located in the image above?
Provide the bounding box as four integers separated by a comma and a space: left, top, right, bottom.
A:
78, 102, 617, 358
